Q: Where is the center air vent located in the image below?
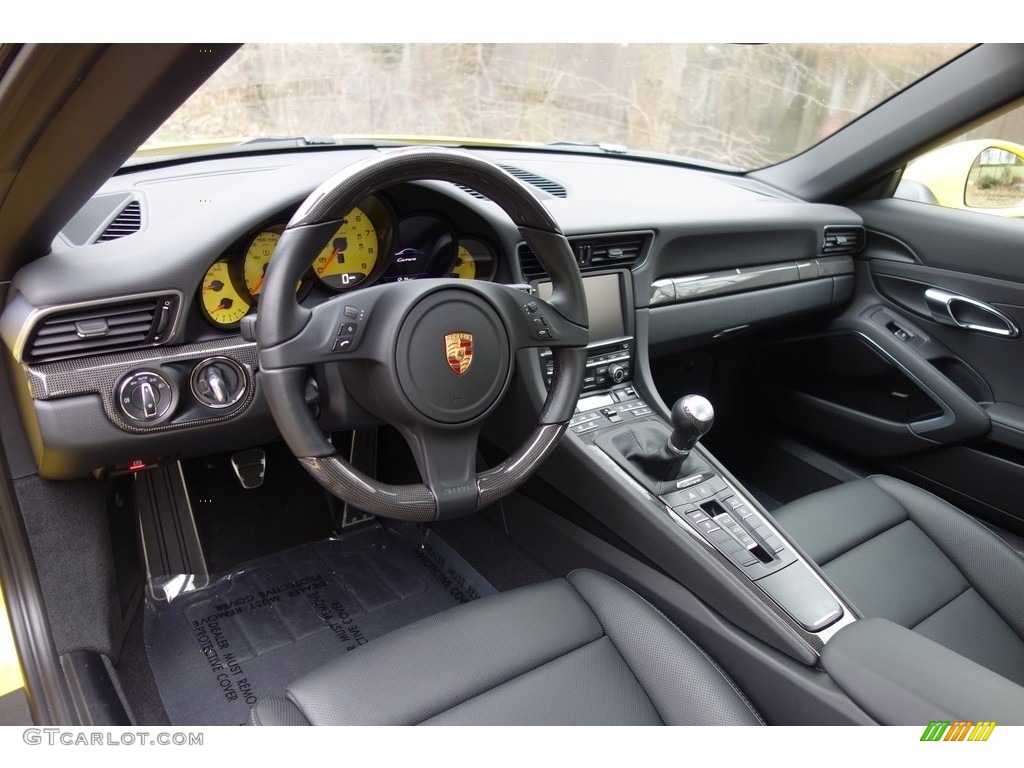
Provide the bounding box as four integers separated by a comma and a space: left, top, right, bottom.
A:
519, 233, 648, 281
23, 294, 180, 364
822, 225, 865, 255
455, 164, 567, 200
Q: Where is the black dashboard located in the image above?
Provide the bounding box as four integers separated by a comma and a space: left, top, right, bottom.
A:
0, 146, 864, 479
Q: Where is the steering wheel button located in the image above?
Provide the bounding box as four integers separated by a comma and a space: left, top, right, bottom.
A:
332, 338, 354, 352
339, 322, 358, 336
343, 305, 360, 319
535, 328, 552, 340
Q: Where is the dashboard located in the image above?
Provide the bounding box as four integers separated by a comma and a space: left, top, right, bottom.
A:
0, 146, 863, 479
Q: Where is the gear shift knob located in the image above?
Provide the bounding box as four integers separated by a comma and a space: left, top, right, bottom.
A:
669, 395, 715, 456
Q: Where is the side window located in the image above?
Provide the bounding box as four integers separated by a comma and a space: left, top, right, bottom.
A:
895, 102, 1024, 216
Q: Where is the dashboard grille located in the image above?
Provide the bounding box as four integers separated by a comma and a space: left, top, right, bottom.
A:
497, 165, 567, 198
519, 233, 648, 281
455, 164, 567, 200
97, 200, 143, 242
24, 295, 179, 363
821, 225, 865, 255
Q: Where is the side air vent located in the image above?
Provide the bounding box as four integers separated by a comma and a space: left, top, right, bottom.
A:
455, 165, 567, 200
519, 233, 648, 281
822, 225, 865, 255
23, 294, 180, 363
97, 200, 143, 242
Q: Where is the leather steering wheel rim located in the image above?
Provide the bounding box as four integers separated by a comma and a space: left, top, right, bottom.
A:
256, 146, 588, 521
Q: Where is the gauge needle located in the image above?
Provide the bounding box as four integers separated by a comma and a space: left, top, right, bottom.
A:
252, 276, 264, 294
204, 280, 224, 291
212, 298, 233, 313
318, 249, 341, 275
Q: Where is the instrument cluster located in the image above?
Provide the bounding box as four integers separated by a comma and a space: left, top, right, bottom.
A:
198, 194, 496, 329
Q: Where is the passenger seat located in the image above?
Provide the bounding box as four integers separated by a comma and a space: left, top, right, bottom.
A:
770, 475, 1024, 686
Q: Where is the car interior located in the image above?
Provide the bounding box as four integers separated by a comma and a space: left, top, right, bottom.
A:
2, 42, 1024, 727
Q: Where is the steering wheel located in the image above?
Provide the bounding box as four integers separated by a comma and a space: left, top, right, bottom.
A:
257, 147, 588, 521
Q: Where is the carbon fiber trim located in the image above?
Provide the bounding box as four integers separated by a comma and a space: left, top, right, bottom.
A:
291, 147, 563, 234
478, 424, 568, 507
298, 455, 438, 522
23, 337, 258, 434
299, 423, 568, 522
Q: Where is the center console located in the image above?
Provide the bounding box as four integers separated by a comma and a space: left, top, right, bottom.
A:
532, 269, 852, 643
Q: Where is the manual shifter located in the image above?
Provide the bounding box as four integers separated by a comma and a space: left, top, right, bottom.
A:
594, 393, 716, 493
668, 395, 715, 458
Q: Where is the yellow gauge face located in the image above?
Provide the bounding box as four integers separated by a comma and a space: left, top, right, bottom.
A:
200, 261, 251, 326
452, 238, 494, 280
451, 244, 476, 279
312, 206, 379, 290
243, 230, 282, 298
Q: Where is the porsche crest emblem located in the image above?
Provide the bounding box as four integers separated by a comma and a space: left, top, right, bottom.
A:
445, 332, 474, 376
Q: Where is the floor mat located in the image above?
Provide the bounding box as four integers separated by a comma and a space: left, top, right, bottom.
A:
144, 525, 496, 725
182, 442, 337, 574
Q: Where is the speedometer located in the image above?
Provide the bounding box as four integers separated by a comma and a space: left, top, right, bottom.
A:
243, 229, 282, 298
312, 196, 393, 291
242, 226, 308, 300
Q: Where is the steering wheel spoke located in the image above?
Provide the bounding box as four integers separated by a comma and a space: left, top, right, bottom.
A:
401, 424, 483, 519
258, 291, 390, 370
484, 283, 589, 351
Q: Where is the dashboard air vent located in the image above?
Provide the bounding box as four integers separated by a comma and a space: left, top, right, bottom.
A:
23, 294, 180, 363
497, 165, 567, 198
821, 225, 865, 255
454, 184, 488, 200
97, 200, 143, 242
455, 165, 567, 201
519, 233, 648, 281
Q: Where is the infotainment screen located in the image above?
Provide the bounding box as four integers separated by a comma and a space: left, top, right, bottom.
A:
536, 273, 625, 343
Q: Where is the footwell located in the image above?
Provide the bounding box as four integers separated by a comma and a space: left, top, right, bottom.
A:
144, 525, 495, 725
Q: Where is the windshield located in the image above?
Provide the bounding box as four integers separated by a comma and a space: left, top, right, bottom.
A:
142, 43, 972, 170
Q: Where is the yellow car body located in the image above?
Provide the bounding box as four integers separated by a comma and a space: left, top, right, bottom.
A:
900, 138, 1024, 216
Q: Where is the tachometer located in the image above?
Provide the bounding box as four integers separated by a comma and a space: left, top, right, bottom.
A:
199, 260, 251, 327
312, 196, 392, 291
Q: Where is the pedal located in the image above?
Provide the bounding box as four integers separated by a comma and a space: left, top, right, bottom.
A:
337, 429, 377, 528
231, 448, 266, 489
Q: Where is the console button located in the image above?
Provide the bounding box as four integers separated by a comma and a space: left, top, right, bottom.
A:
662, 488, 704, 506
684, 509, 709, 523
734, 505, 756, 520
693, 519, 721, 535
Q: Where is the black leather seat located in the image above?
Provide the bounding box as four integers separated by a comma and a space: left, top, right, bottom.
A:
249, 569, 763, 726
771, 475, 1024, 686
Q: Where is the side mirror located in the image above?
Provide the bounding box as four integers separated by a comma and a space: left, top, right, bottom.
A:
965, 146, 1024, 209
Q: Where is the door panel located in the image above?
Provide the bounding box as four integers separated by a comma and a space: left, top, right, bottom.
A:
772, 197, 1024, 531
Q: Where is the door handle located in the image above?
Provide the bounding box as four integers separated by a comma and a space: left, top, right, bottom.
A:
924, 288, 1021, 338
